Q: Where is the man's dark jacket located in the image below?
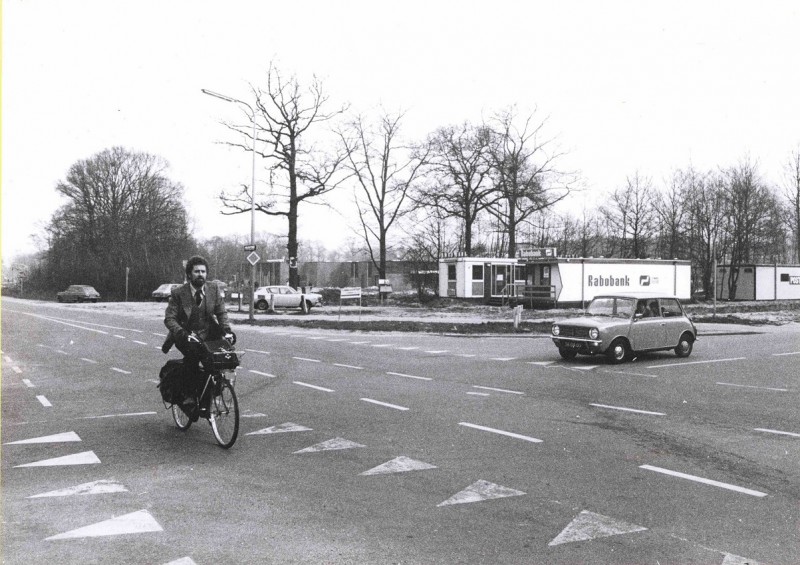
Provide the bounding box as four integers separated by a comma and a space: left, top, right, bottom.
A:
162, 281, 230, 353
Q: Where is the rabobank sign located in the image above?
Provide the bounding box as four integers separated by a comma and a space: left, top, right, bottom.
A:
587, 274, 630, 287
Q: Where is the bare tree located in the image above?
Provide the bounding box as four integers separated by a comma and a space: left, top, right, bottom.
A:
600, 171, 657, 258
339, 110, 430, 280
418, 122, 495, 255
653, 169, 690, 260
781, 146, 800, 263
485, 107, 575, 258
218, 62, 349, 288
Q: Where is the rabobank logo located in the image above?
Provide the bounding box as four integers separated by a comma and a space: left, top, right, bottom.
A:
639, 275, 651, 286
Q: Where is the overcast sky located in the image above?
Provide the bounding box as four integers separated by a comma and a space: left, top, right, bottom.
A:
3, 0, 800, 265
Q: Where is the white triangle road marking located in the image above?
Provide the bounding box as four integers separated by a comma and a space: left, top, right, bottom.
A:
437, 479, 525, 507
15, 450, 101, 468
360, 456, 437, 476
5, 431, 81, 445
45, 509, 163, 540
163, 558, 198, 565
247, 422, 313, 435
548, 510, 647, 546
28, 479, 128, 498
294, 437, 365, 454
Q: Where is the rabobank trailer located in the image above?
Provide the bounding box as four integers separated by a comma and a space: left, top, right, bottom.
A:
439, 252, 691, 307
533, 257, 691, 307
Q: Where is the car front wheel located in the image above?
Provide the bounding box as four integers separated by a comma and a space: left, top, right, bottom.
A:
255, 300, 268, 311
675, 333, 694, 358
606, 338, 629, 364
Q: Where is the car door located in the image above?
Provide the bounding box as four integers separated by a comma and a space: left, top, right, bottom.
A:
280, 287, 300, 308
659, 298, 689, 346
632, 299, 666, 350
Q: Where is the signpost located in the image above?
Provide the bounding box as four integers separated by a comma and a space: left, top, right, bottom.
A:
244, 244, 257, 252
338, 286, 362, 323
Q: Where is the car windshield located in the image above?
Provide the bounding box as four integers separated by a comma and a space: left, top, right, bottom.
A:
586, 297, 635, 318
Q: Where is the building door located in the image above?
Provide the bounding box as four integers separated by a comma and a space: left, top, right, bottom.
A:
490, 264, 512, 297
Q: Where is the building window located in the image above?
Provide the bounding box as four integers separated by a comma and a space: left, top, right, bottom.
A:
472, 265, 483, 280
448, 265, 456, 281
780, 273, 790, 282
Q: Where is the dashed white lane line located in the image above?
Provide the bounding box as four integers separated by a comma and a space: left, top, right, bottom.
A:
459, 422, 543, 443
245, 348, 271, 355
467, 392, 491, 397
293, 357, 321, 363
472, 385, 524, 395
4, 355, 12, 362
425, 350, 449, 354
37, 396, 52, 407
361, 398, 409, 411
326, 339, 349, 342
249, 370, 276, 377
12, 366, 23, 374
491, 357, 516, 361
113, 335, 126, 339
772, 351, 800, 356
396, 346, 420, 351
455, 354, 477, 358
111, 367, 132, 375
132, 340, 148, 345
754, 428, 800, 438
80, 358, 98, 364
22, 379, 34, 388
334, 363, 363, 370
371, 344, 393, 348
293, 381, 334, 392
639, 464, 767, 497
349, 341, 371, 345
716, 382, 788, 392
387, 371, 432, 381
56, 350, 69, 355
647, 357, 745, 369
80, 411, 155, 420
590, 403, 666, 416
602, 369, 658, 378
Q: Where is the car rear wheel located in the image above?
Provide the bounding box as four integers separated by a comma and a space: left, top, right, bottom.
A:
606, 338, 629, 364
558, 347, 578, 360
675, 333, 694, 357
255, 300, 268, 311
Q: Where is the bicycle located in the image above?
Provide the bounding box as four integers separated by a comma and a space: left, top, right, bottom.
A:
158, 335, 242, 448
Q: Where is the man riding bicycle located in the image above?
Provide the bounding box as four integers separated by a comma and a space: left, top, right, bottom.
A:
162, 255, 233, 405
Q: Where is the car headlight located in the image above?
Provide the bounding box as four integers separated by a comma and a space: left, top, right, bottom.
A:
552, 324, 560, 336
589, 328, 599, 340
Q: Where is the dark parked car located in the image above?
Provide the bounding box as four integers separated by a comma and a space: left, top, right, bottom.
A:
551, 292, 697, 363
57, 285, 101, 303
152, 283, 182, 302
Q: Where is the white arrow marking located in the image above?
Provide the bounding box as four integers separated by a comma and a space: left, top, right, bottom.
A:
360, 456, 437, 476
548, 510, 647, 546
438, 480, 525, 507
15, 450, 100, 468
247, 422, 312, 435
28, 479, 128, 498
6, 431, 81, 445
294, 437, 365, 454
45, 509, 162, 540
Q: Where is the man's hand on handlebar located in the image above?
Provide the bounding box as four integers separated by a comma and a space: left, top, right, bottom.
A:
224, 332, 236, 346
187, 333, 201, 344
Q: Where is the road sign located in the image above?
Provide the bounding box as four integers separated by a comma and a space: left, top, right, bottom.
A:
247, 251, 260, 266
244, 244, 257, 252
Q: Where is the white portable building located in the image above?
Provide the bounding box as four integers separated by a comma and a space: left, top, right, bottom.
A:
717, 264, 800, 300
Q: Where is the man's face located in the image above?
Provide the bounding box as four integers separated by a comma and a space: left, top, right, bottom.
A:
190, 265, 207, 288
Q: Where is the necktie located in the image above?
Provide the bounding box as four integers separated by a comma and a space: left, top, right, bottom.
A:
195, 291, 202, 306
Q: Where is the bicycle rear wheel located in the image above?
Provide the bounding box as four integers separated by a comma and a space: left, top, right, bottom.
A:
172, 403, 192, 430
210, 379, 239, 448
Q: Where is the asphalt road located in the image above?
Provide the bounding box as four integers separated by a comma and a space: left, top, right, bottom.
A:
2, 299, 799, 564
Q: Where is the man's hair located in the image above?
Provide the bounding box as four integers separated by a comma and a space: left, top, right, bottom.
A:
185, 255, 209, 277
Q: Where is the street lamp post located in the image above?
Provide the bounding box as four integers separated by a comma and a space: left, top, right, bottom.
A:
201, 88, 257, 322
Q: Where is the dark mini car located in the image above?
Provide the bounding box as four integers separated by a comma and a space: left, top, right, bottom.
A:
152, 283, 182, 302
57, 285, 101, 303
551, 293, 697, 363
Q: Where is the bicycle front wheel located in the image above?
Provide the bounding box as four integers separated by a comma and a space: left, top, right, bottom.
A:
210, 379, 239, 448
172, 403, 192, 430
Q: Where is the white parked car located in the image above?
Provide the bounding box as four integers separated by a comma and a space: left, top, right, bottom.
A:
253, 286, 322, 312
